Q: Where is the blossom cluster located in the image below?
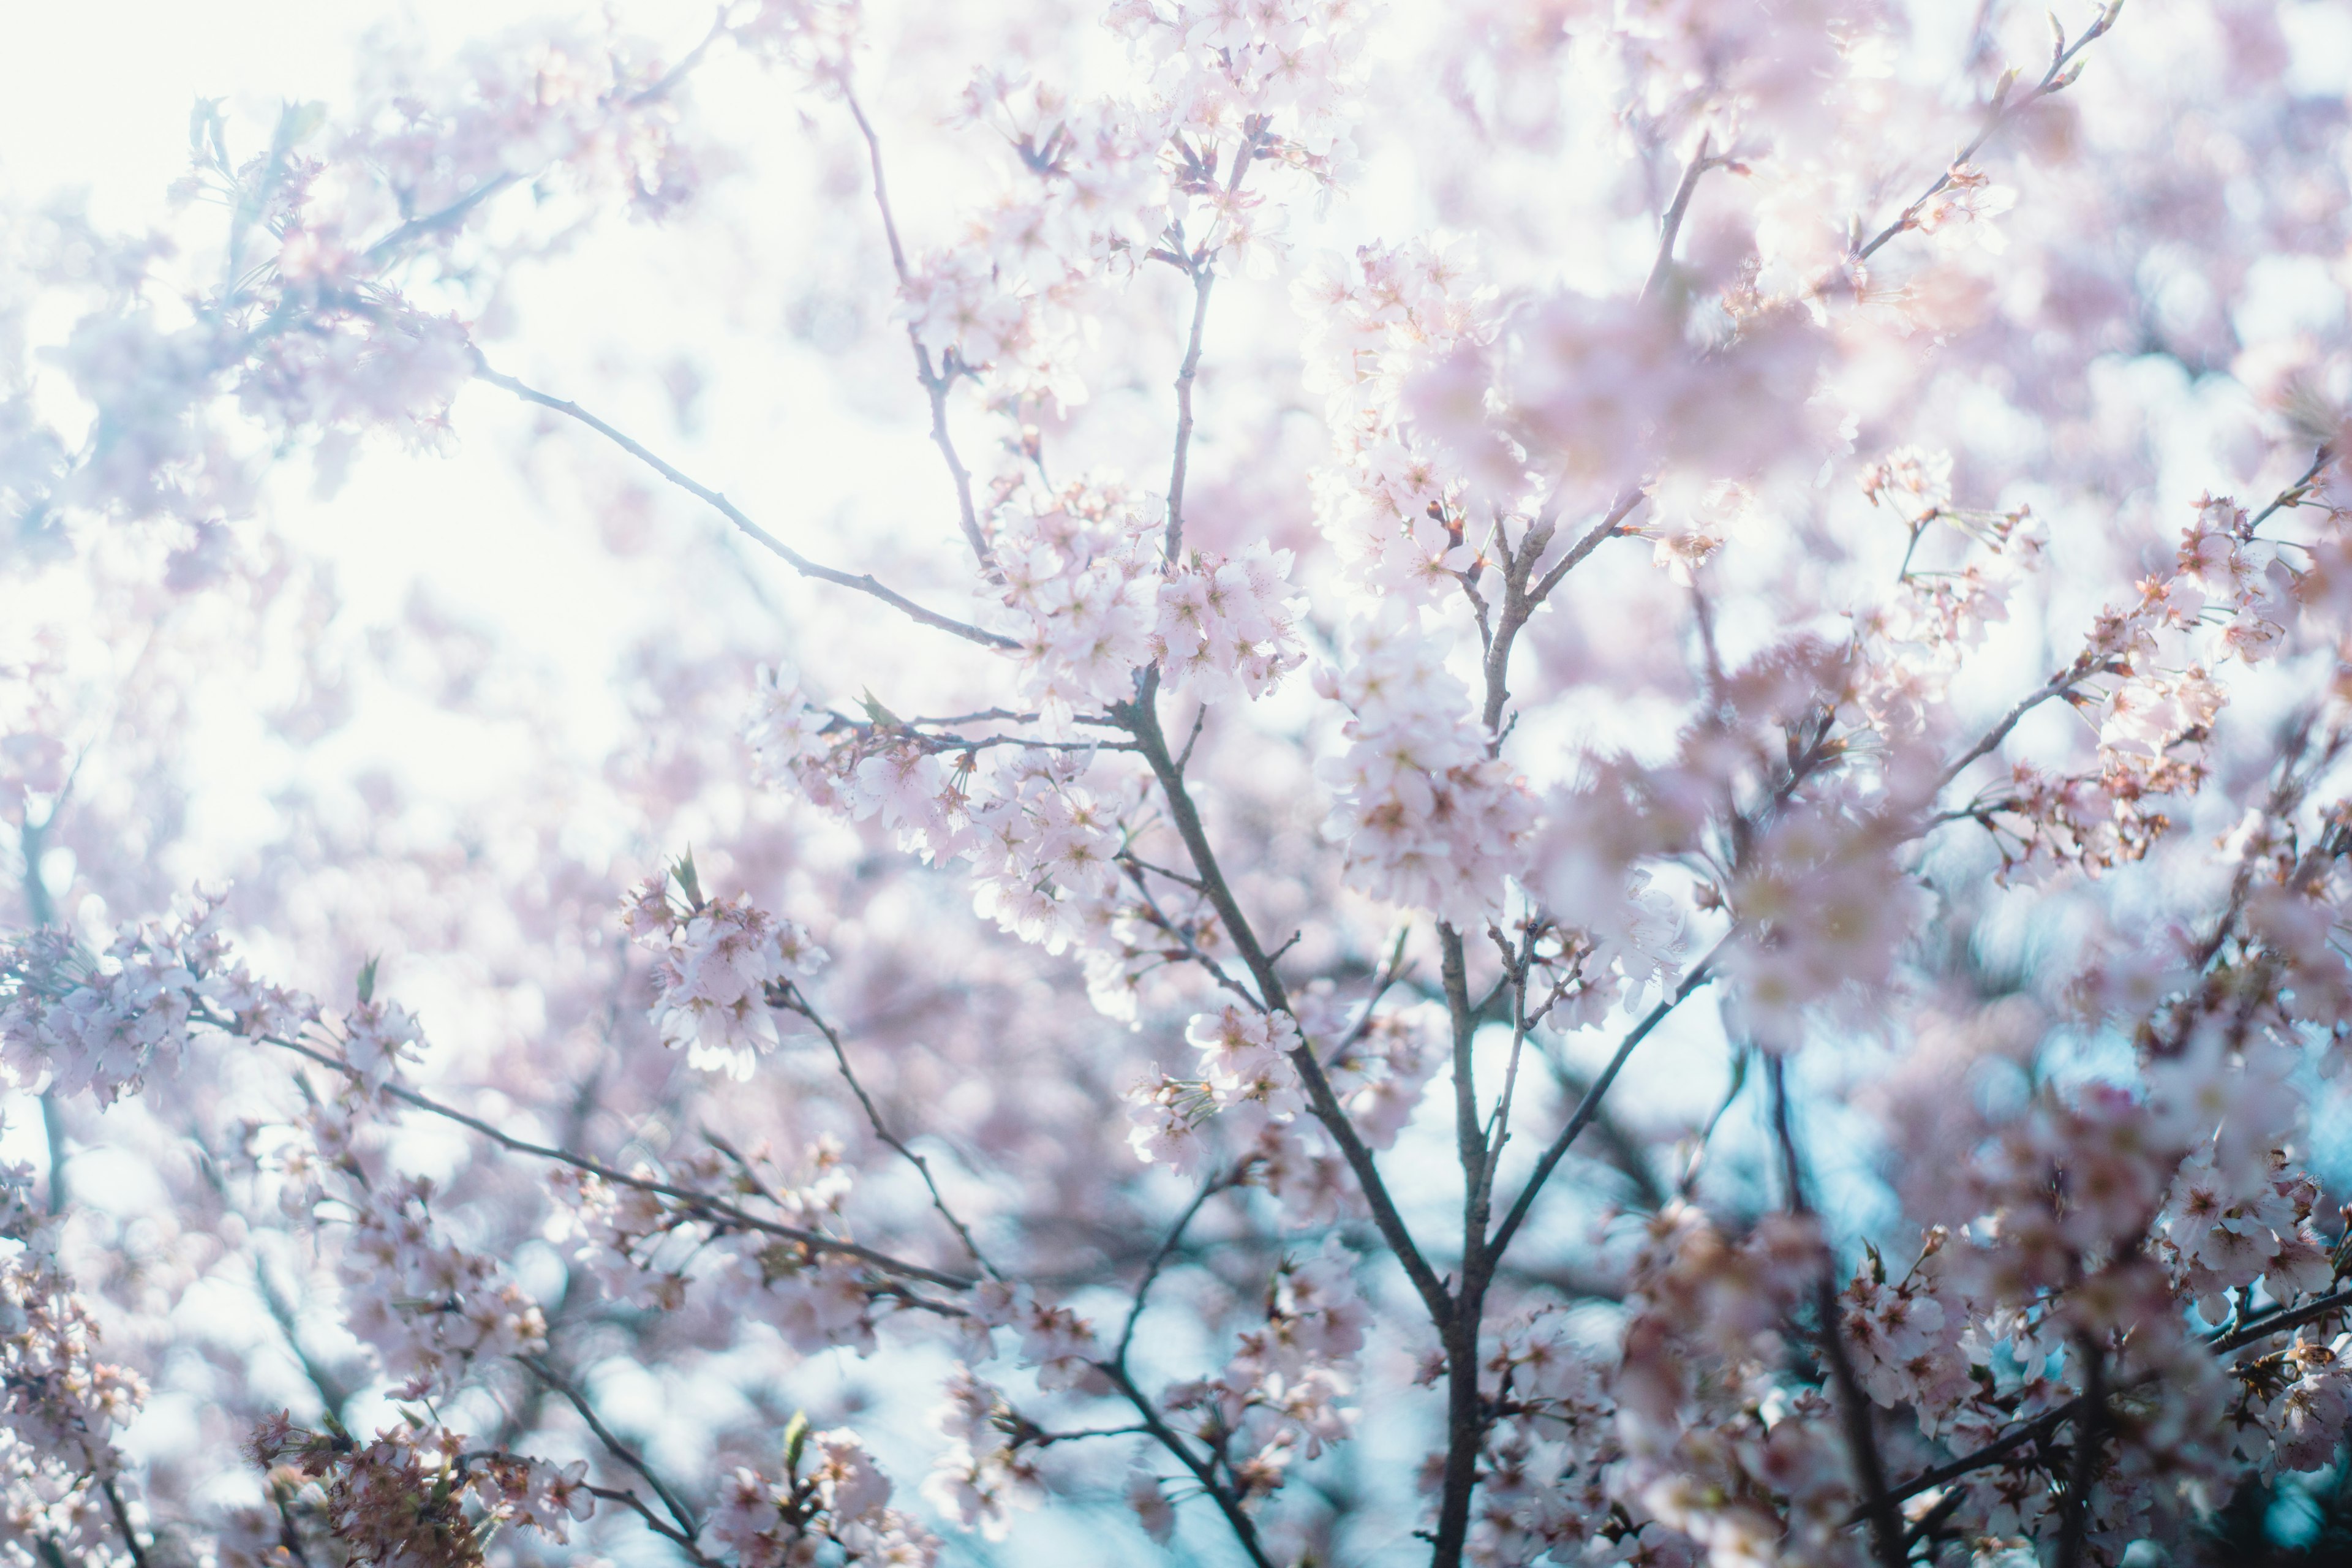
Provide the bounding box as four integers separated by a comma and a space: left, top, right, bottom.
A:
9, 0, 2352, 1564
624, 865, 829, 1079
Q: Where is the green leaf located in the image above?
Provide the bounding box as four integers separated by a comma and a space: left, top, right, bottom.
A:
671, 849, 704, 911
277, 99, 327, 148
356, 956, 379, 1006
783, 1410, 810, 1472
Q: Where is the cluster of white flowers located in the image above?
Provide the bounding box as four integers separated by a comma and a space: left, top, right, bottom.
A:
336, 1172, 550, 1398
972, 1279, 1110, 1393
1155, 544, 1305, 701
1154, 1240, 1366, 1505
990, 481, 1307, 720
922, 1365, 1047, 1540
1107, 0, 1370, 186
1839, 1235, 1973, 1417
2157, 1143, 2335, 1322
1295, 981, 1444, 1148
995, 480, 1160, 721
745, 662, 835, 792
964, 753, 1129, 952
709, 1427, 935, 1568
1297, 239, 1498, 601
1125, 1003, 1305, 1169
1314, 614, 1535, 922
1466, 1310, 1621, 1566
1954, 491, 2313, 881
551, 1140, 889, 1358
1608, 1204, 1861, 1565
1850, 448, 2045, 735
622, 872, 827, 1079
0, 886, 309, 1104
0, 1164, 149, 1564
1721, 794, 1929, 1050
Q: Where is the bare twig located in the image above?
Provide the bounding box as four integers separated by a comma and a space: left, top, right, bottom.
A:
524, 1353, 702, 1544
1486, 940, 1727, 1262
840, 82, 998, 579
779, 989, 997, 1276
1163, 129, 1261, 562
1115, 1166, 1240, 1368
582, 1484, 723, 1566
474, 358, 1012, 650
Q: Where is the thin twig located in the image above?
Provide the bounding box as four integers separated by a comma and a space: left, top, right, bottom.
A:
523, 1354, 701, 1544
1163, 130, 1259, 562
473, 358, 1012, 650
247, 1023, 975, 1288
1486, 940, 1728, 1261
780, 989, 997, 1276
1115, 1166, 1238, 1368
582, 1483, 723, 1565
578, 1485, 715, 1568
840, 81, 998, 579
1640, 132, 1717, 303
1769, 1058, 1904, 1568
1852, 2, 2124, 265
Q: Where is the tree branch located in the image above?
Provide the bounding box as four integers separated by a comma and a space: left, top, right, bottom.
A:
839, 81, 998, 579
1852, 2, 2124, 265
1487, 940, 1727, 1262
778, 987, 997, 1277
248, 1023, 976, 1289
1768, 1057, 1903, 1568
523, 1353, 703, 1545
1640, 132, 1717, 303
474, 358, 1014, 651
1098, 1362, 1278, 1568
1114, 678, 1453, 1323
